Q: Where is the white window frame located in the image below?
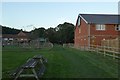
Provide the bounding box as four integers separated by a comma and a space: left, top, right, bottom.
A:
77, 17, 81, 27
9, 38, 13, 40
4, 38, 8, 41
96, 24, 106, 30
21, 39, 23, 40
79, 27, 81, 33
115, 25, 120, 31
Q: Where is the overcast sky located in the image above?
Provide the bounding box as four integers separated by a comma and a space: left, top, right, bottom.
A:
1, 1, 119, 31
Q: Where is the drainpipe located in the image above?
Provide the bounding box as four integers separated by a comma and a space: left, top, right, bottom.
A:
88, 24, 90, 50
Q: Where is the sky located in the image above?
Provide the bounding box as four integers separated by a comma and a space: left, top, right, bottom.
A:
1, 1, 119, 31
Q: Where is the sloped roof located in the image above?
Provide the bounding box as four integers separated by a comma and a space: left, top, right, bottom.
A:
17, 31, 27, 36
79, 14, 120, 24
2, 31, 30, 38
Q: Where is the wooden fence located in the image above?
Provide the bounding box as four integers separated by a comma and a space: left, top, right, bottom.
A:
101, 38, 119, 51
89, 45, 120, 59
63, 43, 74, 48
63, 42, 120, 59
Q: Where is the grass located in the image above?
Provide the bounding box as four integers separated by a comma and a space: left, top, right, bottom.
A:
2, 45, 119, 79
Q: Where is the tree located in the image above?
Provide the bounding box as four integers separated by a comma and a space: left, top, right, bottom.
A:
55, 22, 75, 44
30, 27, 46, 39
2, 25, 21, 34
2, 22, 75, 44
46, 27, 56, 43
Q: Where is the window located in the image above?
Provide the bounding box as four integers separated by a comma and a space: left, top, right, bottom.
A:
96, 24, 106, 30
79, 27, 81, 33
115, 25, 120, 31
4, 38, 8, 41
21, 39, 23, 40
9, 38, 13, 40
77, 17, 81, 27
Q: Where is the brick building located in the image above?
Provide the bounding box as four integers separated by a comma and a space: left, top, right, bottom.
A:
74, 14, 120, 49
2, 31, 30, 45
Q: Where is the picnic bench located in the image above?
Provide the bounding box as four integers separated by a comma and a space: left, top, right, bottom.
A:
11, 55, 47, 80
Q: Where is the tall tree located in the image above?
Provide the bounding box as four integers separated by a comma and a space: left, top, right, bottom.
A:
46, 27, 56, 43
2, 25, 21, 34
30, 27, 46, 39
56, 22, 75, 44
2, 22, 75, 44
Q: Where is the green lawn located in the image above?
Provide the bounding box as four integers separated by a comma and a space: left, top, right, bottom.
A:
2, 45, 119, 79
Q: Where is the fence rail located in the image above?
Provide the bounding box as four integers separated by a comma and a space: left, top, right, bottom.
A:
89, 45, 120, 59
63, 43, 120, 59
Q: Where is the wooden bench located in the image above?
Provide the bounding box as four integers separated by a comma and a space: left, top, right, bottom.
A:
11, 55, 47, 80
33, 55, 47, 63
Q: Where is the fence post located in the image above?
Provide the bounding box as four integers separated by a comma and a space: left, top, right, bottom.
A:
84, 45, 85, 50
104, 46, 106, 56
113, 51, 115, 59
89, 45, 91, 51
96, 45, 98, 53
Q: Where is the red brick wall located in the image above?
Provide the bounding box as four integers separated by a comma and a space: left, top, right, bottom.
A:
74, 18, 120, 47
74, 19, 88, 48
90, 24, 118, 35
90, 24, 119, 45
74, 26, 80, 47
